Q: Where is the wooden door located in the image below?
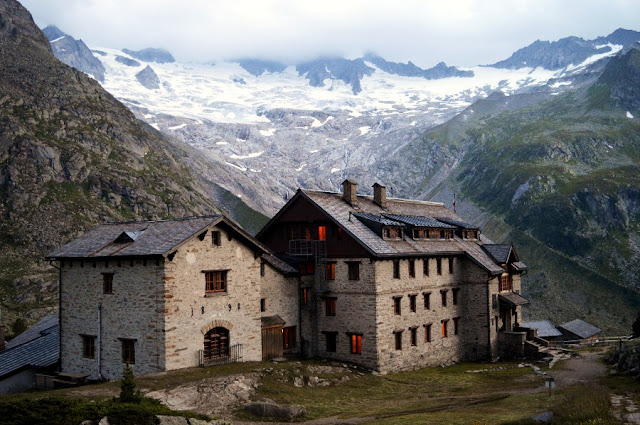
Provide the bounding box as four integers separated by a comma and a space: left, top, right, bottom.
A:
262, 325, 283, 360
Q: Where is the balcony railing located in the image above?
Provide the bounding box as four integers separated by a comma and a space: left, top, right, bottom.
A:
198, 344, 243, 367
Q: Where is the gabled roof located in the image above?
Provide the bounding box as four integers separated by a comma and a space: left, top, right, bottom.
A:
559, 319, 602, 339
0, 314, 59, 379
353, 212, 405, 227
482, 244, 513, 264
47, 215, 270, 259
521, 320, 563, 338
262, 253, 298, 276
258, 189, 505, 275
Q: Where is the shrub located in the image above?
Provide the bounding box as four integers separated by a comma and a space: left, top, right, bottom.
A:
119, 363, 141, 403
632, 312, 640, 338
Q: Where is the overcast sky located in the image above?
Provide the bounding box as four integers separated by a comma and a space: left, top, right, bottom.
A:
20, 0, 640, 68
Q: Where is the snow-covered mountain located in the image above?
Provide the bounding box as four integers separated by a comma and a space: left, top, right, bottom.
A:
45, 27, 640, 214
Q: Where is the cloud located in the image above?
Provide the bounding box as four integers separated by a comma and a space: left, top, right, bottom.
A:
21, 0, 640, 67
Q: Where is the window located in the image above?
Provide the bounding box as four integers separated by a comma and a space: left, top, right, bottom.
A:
393, 296, 402, 315
394, 331, 403, 350
441, 289, 448, 307
423, 292, 431, 310
299, 263, 314, 275
102, 273, 113, 294
260, 262, 265, 277
423, 258, 429, 276
318, 225, 327, 241
441, 320, 449, 338
453, 317, 460, 335
500, 274, 512, 291
81, 335, 95, 359
440, 230, 445, 239
409, 260, 415, 277
448, 257, 454, 274
349, 333, 362, 354
436, 258, 442, 275
383, 227, 401, 239
393, 260, 400, 279
301, 288, 309, 305
303, 226, 313, 240
283, 326, 296, 349
347, 262, 360, 280
410, 327, 417, 346
212, 231, 221, 246
325, 297, 336, 316
326, 262, 336, 280
205, 270, 227, 293
325, 332, 337, 352
121, 338, 136, 364
425, 324, 432, 342
260, 298, 266, 312
337, 227, 343, 240
287, 225, 300, 241
409, 294, 417, 313
452, 288, 460, 305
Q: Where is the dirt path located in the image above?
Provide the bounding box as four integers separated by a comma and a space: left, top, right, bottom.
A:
543, 350, 607, 389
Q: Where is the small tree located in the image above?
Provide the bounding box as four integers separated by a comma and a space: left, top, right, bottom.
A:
11, 318, 27, 338
119, 363, 141, 403
633, 312, 640, 338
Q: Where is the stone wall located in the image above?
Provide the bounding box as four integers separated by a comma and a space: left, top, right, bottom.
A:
260, 262, 300, 354
60, 258, 165, 380
163, 225, 263, 370
374, 256, 492, 373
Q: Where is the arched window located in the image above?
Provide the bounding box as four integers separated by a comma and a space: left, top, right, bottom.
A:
204, 327, 229, 359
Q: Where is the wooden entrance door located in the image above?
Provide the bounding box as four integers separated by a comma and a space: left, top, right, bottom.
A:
204, 327, 229, 359
262, 325, 283, 360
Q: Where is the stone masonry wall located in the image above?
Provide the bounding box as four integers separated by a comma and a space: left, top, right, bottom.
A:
163, 225, 262, 370
375, 256, 491, 373
260, 262, 299, 354
303, 259, 378, 368
60, 258, 165, 380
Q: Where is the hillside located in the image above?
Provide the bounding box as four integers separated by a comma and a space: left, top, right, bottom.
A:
0, 0, 266, 327
397, 49, 640, 333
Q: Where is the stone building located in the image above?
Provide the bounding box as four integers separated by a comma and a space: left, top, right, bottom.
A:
47, 215, 298, 380
257, 180, 529, 372
49, 181, 529, 379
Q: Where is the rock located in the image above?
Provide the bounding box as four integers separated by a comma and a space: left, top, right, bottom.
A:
98, 417, 109, 425
245, 402, 306, 419
136, 65, 161, 90
79, 421, 94, 425
532, 411, 554, 423
293, 376, 304, 387
156, 415, 188, 425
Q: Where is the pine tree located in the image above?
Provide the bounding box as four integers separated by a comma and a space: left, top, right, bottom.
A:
119, 363, 141, 403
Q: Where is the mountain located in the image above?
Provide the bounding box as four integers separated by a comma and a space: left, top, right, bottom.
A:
393, 48, 640, 333
235, 59, 287, 76
363, 53, 474, 79
296, 57, 375, 94
491, 29, 640, 70
42, 25, 105, 82
0, 0, 266, 328
122, 47, 175, 64
136, 65, 161, 89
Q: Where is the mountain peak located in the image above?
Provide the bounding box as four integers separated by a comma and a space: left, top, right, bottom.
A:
122, 47, 175, 64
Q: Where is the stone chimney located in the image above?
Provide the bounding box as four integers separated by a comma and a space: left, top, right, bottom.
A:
342, 179, 358, 207
373, 183, 387, 208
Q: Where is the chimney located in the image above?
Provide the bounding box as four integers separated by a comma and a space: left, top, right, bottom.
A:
342, 179, 358, 207
0, 325, 5, 351
373, 183, 387, 208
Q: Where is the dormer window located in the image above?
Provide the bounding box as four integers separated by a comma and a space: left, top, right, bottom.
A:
383, 227, 402, 240
412, 228, 428, 239
463, 230, 478, 240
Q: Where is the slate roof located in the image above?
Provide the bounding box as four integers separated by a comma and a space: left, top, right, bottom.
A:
383, 214, 456, 229
435, 217, 478, 230
0, 314, 59, 378
353, 212, 405, 227
521, 320, 563, 338
559, 319, 602, 339
262, 253, 298, 276
498, 292, 530, 306
482, 244, 513, 264
47, 215, 269, 259
261, 189, 506, 275
5, 313, 58, 350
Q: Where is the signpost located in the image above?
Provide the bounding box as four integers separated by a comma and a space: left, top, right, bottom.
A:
545, 377, 555, 396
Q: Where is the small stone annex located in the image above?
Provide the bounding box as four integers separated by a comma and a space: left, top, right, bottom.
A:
48, 180, 530, 379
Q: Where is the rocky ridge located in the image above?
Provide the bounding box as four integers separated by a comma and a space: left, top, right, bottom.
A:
42, 25, 105, 82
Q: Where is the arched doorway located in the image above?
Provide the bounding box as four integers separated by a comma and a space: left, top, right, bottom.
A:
204, 327, 229, 359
